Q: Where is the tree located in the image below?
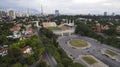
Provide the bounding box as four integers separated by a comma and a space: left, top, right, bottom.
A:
56, 63, 64, 67
75, 23, 92, 36
37, 61, 48, 67
26, 56, 35, 65
61, 58, 73, 67
11, 62, 22, 67
69, 62, 84, 67
8, 48, 22, 58
23, 64, 28, 67
103, 28, 116, 36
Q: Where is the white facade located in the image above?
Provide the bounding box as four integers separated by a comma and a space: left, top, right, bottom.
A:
55, 10, 59, 16
8, 10, 16, 19
23, 48, 32, 54
0, 47, 8, 56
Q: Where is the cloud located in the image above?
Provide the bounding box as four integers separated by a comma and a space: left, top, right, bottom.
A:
0, 0, 120, 15
103, 3, 111, 5
73, 0, 107, 4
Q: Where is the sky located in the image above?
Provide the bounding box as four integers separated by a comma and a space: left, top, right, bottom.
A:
0, 0, 120, 15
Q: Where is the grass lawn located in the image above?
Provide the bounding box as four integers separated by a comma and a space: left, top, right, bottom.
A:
105, 49, 118, 56
82, 56, 98, 65
47, 27, 61, 31
69, 40, 88, 47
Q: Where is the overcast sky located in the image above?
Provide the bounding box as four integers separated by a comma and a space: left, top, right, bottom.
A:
0, 0, 120, 15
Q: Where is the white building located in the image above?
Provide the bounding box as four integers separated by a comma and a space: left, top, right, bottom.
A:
8, 10, 16, 19
55, 10, 60, 16
0, 47, 8, 56
21, 46, 32, 54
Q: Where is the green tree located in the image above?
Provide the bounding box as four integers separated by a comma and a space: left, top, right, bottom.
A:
8, 48, 22, 58
61, 58, 72, 67
26, 56, 35, 65
11, 62, 22, 67
103, 28, 116, 36
37, 61, 48, 67
69, 62, 84, 67
56, 63, 64, 67
23, 64, 28, 67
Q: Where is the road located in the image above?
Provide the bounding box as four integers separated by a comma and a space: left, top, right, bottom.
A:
57, 35, 120, 67
43, 51, 57, 67
31, 30, 57, 67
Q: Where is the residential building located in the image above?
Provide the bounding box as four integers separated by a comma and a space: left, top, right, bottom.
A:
0, 47, 8, 56
21, 46, 32, 54
104, 12, 107, 16
96, 22, 101, 33
94, 22, 109, 33
0, 10, 7, 18
55, 10, 60, 16
10, 24, 21, 31
8, 10, 16, 19
116, 26, 120, 32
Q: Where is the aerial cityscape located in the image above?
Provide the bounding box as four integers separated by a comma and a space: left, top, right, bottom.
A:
0, 0, 120, 67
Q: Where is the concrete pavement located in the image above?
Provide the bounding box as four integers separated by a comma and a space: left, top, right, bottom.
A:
58, 35, 120, 67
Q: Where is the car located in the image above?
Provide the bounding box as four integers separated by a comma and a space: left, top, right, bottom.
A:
112, 58, 116, 61
73, 57, 75, 59
103, 54, 109, 58
72, 47, 76, 49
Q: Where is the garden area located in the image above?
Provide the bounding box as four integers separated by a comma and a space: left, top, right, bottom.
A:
82, 56, 98, 65
105, 49, 118, 57
69, 39, 88, 48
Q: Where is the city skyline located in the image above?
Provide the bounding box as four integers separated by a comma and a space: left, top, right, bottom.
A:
0, 0, 120, 15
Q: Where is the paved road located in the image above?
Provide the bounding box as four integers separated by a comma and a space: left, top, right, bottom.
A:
31, 30, 57, 67
58, 35, 120, 67
43, 51, 57, 67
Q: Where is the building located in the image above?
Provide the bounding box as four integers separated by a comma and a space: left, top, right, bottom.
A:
8, 10, 16, 19
116, 26, 120, 32
10, 24, 21, 31
64, 20, 75, 27
42, 22, 57, 28
8, 24, 22, 39
15, 11, 23, 17
26, 28, 34, 35
94, 22, 109, 33
104, 12, 107, 16
54, 19, 75, 36
95, 22, 101, 33
55, 10, 59, 16
0, 10, 7, 18
0, 47, 8, 56
101, 25, 109, 30
21, 46, 32, 54
112, 12, 115, 16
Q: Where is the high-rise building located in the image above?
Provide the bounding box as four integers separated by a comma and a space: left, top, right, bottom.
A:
26, 9, 30, 17
8, 10, 16, 19
55, 10, 60, 16
95, 21, 101, 33
112, 12, 115, 16
0, 10, 7, 18
104, 12, 107, 16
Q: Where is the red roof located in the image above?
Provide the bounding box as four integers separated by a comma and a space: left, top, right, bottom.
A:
26, 28, 33, 34
10, 25, 21, 31
0, 47, 8, 52
21, 46, 31, 52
